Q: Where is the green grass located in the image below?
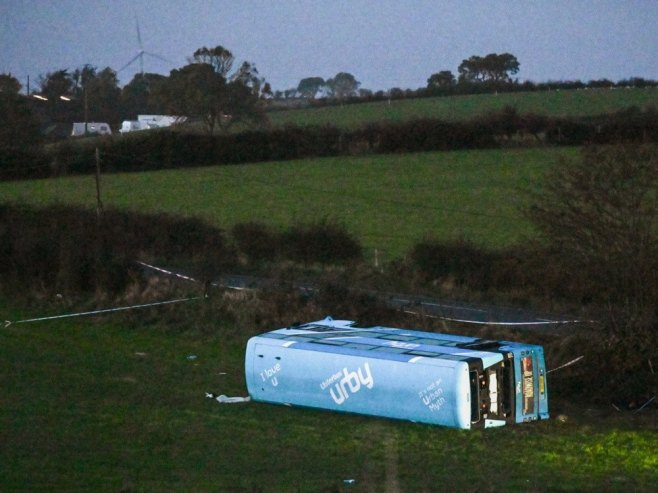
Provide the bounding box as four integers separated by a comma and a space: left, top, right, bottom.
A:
0, 147, 578, 260
1, 307, 656, 492
268, 88, 658, 130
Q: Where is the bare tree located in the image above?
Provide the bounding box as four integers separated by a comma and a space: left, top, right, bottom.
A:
527, 145, 658, 326
190, 46, 235, 77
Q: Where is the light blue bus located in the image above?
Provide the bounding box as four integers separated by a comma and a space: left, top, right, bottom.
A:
245, 317, 549, 429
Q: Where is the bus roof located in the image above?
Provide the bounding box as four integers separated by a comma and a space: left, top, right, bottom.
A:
252, 317, 516, 368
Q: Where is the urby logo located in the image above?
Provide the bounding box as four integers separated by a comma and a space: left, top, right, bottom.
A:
321, 363, 374, 405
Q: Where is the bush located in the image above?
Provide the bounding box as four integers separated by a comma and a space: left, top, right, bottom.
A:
232, 222, 279, 263
410, 238, 498, 290
524, 144, 658, 402
527, 144, 658, 311
0, 147, 50, 180
0, 204, 234, 298
280, 218, 362, 265
6, 106, 658, 182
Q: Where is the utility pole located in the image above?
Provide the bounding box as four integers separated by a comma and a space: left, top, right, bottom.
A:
95, 147, 103, 218
84, 86, 89, 135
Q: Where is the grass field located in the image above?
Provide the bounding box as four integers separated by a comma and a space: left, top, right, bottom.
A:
1, 304, 656, 492
0, 147, 578, 261
268, 88, 658, 130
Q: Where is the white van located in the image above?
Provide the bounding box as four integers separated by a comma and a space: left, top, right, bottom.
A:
71, 122, 112, 137
119, 115, 186, 134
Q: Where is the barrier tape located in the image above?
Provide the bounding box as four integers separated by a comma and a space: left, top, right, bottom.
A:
403, 309, 588, 326
4, 297, 201, 328
547, 355, 585, 374
136, 261, 200, 283
138, 260, 591, 327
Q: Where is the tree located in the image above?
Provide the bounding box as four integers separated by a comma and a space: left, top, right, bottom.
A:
84, 67, 121, 124
41, 65, 122, 126
231, 61, 263, 94
164, 46, 270, 133
326, 72, 360, 100
458, 53, 519, 84
37, 69, 76, 123
297, 77, 326, 99
191, 45, 235, 77
457, 56, 486, 83
483, 53, 519, 82
222, 79, 267, 129
427, 70, 456, 91
39, 69, 74, 100
71, 64, 97, 93
0, 73, 21, 94
527, 145, 658, 321
158, 47, 267, 134
388, 87, 404, 99
159, 62, 227, 134
0, 74, 41, 149
527, 145, 658, 403
120, 72, 167, 118
261, 82, 273, 100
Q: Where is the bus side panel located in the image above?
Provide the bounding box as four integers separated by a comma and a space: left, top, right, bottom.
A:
245, 338, 472, 429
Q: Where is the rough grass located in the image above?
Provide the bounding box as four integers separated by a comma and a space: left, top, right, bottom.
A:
0, 147, 577, 261
1, 306, 656, 492
268, 88, 658, 130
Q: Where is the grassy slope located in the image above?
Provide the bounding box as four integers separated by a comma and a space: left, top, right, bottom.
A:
1, 312, 656, 492
0, 147, 577, 260
268, 88, 658, 129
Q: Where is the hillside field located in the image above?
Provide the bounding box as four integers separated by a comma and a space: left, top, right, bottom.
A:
0, 147, 577, 261
268, 87, 658, 129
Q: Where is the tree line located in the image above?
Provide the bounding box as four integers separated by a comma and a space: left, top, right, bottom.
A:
284, 52, 657, 102
4, 48, 657, 145
1, 45, 275, 139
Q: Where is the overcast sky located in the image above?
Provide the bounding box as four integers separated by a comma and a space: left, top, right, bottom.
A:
2, 0, 657, 93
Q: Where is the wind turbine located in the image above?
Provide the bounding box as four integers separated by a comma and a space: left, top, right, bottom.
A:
118, 15, 174, 76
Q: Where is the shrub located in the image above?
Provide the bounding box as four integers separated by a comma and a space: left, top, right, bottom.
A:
0, 204, 234, 298
280, 218, 362, 265
232, 222, 279, 263
410, 238, 498, 290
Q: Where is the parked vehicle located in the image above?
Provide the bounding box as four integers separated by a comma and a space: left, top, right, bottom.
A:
71, 122, 112, 137
119, 114, 186, 134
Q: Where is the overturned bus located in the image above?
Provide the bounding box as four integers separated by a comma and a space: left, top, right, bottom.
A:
245, 317, 549, 429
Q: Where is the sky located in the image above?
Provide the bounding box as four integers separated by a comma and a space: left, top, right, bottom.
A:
1, 0, 657, 93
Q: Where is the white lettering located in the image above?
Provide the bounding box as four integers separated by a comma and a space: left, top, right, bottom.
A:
260, 362, 281, 386
419, 378, 445, 412
325, 363, 374, 405
320, 371, 344, 390
330, 386, 346, 404
429, 397, 446, 412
